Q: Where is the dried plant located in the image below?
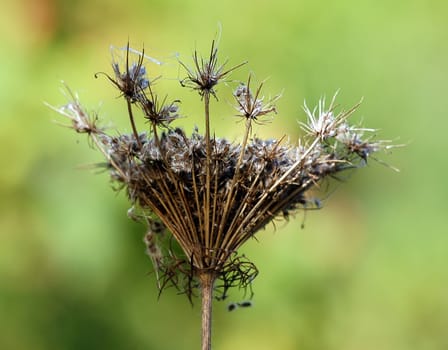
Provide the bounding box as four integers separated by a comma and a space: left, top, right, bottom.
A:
50, 40, 395, 350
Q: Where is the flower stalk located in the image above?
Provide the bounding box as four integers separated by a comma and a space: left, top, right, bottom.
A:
200, 272, 215, 350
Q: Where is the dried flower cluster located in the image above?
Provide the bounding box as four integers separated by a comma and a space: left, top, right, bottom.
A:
51, 40, 395, 350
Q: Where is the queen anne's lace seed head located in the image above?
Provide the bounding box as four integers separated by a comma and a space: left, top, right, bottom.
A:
301, 94, 346, 140
52, 41, 396, 302
233, 77, 279, 122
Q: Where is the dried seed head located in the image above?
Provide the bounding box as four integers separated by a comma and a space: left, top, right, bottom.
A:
52, 40, 397, 302
234, 76, 279, 122
96, 42, 150, 102
301, 93, 344, 140
48, 84, 103, 136
180, 40, 246, 98
138, 87, 181, 128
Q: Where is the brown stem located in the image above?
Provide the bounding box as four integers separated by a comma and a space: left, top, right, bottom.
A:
200, 272, 215, 350
215, 117, 252, 251
126, 98, 142, 148
203, 92, 212, 259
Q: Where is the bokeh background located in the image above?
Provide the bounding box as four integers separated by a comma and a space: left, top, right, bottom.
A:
1, 0, 446, 349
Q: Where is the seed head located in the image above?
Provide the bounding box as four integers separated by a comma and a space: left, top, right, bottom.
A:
180, 40, 247, 99
52, 40, 396, 302
233, 76, 279, 122
138, 86, 181, 128
96, 42, 150, 102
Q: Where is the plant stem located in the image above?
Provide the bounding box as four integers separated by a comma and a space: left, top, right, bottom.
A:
126, 98, 142, 148
203, 92, 212, 258
200, 272, 215, 350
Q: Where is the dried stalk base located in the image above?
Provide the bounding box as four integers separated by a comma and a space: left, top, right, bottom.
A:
200, 272, 215, 350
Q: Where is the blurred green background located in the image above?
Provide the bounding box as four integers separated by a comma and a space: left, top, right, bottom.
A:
1, 0, 446, 349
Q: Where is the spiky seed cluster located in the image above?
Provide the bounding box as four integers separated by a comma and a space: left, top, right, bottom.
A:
52, 42, 393, 301
180, 40, 247, 98
234, 76, 279, 121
